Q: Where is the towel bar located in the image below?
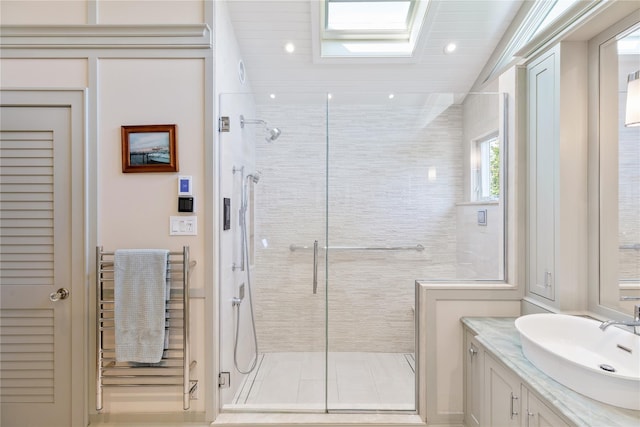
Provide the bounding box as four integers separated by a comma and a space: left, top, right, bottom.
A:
95, 246, 196, 411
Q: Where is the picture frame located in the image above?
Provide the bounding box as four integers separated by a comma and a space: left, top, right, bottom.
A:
121, 124, 178, 173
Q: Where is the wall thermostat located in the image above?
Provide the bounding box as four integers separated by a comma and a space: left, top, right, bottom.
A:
178, 176, 193, 196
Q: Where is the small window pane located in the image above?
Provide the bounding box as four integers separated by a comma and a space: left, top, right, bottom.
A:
473, 134, 500, 201
327, 1, 411, 31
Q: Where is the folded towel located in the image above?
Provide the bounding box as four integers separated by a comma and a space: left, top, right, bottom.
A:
114, 249, 170, 363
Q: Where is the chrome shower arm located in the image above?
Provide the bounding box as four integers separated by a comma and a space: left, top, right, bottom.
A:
240, 115, 266, 128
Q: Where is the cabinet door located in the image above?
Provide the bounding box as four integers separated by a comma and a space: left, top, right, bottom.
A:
464, 331, 483, 427
484, 354, 520, 427
524, 387, 571, 427
527, 49, 558, 301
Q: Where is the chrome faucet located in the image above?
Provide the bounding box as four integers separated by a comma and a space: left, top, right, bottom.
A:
599, 297, 640, 334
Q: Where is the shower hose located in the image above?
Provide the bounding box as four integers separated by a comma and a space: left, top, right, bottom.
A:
233, 201, 259, 374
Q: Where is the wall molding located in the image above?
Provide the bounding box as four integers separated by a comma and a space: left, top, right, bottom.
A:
417, 282, 521, 425
0, 24, 212, 50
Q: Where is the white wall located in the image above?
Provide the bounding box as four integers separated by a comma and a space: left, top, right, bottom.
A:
214, 1, 260, 407
1, 0, 211, 417
96, 58, 206, 413
455, 203, 502, 279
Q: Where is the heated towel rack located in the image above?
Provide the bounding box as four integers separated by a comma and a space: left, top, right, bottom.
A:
96, 246, 196, 411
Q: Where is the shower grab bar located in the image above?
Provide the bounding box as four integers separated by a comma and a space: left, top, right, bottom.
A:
290, 243, 425, 252
620, 244, 640, 250
313, 240, 318, 294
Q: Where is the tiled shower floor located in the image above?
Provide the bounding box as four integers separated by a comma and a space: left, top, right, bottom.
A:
227, 352, 415, 412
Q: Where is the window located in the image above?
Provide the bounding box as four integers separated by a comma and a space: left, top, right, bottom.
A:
472, 133, 500, 201
320, 0, 429, 57
326, 0, 413, 32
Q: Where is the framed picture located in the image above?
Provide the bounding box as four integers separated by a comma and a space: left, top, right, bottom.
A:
121, 124, 178, 173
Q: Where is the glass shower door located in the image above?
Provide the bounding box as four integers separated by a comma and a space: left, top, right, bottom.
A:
218, 93, 328, 411
251, 94, 328, 410
221, 90, 504, 414
325, 93, 419, 411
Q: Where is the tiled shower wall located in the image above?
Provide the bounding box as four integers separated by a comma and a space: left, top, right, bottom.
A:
251, 101, 465, 353
619, 55, 640, 283
619, 97, 640, 283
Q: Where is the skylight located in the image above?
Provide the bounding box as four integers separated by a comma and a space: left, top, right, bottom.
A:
532, 0, 579, 39
320, 0, 428, 58
326, 1, 412, 31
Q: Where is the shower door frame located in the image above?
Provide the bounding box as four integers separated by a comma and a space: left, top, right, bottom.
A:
218, 92, 419, 414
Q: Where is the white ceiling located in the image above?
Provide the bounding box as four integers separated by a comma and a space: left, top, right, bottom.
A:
225, 0, 525, 97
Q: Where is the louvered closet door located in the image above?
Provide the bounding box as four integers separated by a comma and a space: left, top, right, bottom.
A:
0, 106, 73, 427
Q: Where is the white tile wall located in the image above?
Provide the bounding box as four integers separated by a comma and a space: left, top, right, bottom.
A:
251, 101, 465, 353
618, 95, 640, 282
455, 203, 502, 279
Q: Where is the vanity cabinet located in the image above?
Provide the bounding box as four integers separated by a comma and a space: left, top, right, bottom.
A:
484, 353, 521, 427
482, 353, 571, 427
464, 330, 484, 427
463, 327, 573, 427
524, 386, 571, 427
526, 42, 588, 309
462, 318, 640, 427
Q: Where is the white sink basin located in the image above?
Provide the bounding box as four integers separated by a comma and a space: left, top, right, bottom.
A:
515, 313, 640, 410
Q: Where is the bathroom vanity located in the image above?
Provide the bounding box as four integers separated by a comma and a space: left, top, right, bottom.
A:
461, 317, 640, 427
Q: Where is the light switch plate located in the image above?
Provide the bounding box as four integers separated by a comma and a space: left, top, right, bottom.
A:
170, 216, 197, 235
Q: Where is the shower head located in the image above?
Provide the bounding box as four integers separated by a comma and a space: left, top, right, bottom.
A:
240, 115, 281, 143
266, 127, 281, 142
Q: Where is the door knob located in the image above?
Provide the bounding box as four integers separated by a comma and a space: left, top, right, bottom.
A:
49, 288, 69, 301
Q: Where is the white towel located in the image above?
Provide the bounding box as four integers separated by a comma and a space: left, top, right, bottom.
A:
114, 249, 169, 363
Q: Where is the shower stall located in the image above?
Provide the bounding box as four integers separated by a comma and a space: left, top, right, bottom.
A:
218, 91, 504, 413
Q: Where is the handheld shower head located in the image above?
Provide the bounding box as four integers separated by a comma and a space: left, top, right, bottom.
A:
247, 172, 261, 184
241, 171, 260, 214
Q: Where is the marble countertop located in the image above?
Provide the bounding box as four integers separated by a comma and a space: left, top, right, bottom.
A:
461, 317, 640, 427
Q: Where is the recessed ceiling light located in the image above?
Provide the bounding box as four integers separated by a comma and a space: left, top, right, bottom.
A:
285, 42, 295, 53
327, 93, 333, 100
270, 93, 276, 99
444, 43, 457, 54
388, 93, 395, 99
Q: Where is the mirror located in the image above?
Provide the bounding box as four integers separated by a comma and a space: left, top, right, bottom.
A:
598, 22, 640, 315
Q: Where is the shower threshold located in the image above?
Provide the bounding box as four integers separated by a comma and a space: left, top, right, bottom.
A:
225, 352, 415, 412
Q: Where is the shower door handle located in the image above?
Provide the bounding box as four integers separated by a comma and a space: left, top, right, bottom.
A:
313, 240, 318, 294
